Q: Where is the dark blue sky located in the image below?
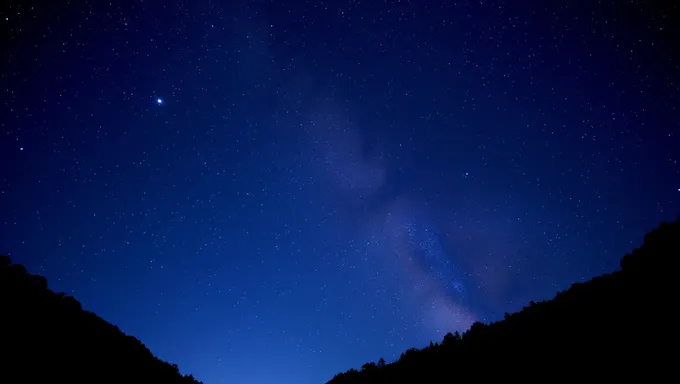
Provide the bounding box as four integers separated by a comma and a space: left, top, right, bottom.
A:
2, 0, 678, 383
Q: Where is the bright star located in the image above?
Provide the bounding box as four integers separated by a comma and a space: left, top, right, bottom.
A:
156, 98, 163, 105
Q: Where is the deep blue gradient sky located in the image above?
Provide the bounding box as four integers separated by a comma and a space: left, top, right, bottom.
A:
2, 0, 678, 383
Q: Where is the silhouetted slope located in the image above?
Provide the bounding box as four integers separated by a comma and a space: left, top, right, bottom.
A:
0, 256, 202, 383
328, 217, 679, 383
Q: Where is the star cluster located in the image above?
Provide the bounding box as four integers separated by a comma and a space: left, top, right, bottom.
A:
1, 1, 678, 383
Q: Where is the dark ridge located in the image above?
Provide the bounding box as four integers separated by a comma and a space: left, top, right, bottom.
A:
327, 217, 678, 383
0, 256, 202, 383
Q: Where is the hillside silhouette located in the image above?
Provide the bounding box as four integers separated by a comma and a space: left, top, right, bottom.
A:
327, 217, 678, 383
2, 218, 677, 383
0, 255, 202, 383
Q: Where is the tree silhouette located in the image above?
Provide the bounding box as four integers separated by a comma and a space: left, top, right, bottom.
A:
3, 215, 679, 383
0, 255, 202, 383
325, 216, 680, 383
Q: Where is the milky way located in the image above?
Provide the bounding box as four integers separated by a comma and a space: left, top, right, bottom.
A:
305, 100, 476, 335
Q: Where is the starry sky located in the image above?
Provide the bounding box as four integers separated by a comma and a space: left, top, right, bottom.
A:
1, 0, 678, 383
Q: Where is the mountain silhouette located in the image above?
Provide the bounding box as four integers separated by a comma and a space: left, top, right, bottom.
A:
2, 217, 677, 383
326, 216, 678, 383
0, 255, 202, 383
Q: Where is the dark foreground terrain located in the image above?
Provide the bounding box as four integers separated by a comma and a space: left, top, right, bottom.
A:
1, 218, 677, 383
0, 255, 201, 383
327, 217, 678, 383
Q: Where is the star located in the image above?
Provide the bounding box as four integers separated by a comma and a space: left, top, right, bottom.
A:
156, 98, 164, 105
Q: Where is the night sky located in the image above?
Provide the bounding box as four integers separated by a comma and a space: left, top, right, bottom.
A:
2, 0, 678, 383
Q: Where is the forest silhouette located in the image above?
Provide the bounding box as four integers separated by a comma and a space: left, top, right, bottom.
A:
1, 217, 677, 383
0, 255, 201, 383
327, 217, 677, 383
